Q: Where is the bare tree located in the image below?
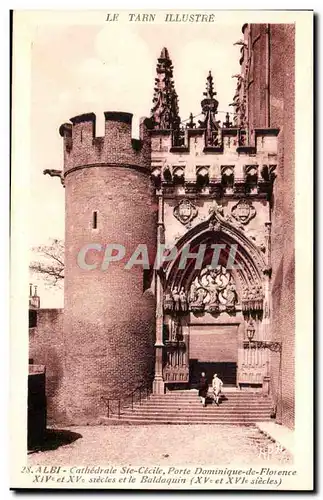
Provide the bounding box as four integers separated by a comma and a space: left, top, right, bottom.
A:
29, 238, 64, 287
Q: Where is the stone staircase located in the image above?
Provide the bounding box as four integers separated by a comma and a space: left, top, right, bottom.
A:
101, 389, 273, 425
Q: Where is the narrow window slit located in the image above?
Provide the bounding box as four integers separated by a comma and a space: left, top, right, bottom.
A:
93, 211, 98, 229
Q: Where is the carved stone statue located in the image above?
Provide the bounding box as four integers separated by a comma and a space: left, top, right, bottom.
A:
172, 286, 180, 312
226, 282, 237, 309
242, 285, 249, 301
190, 287, 207, 311
248, 285, 258, 300
207, 276, 219, 306
170, 318, 179, 341
169, 318, 182, 342
164, 291, 174, 312
179, 287, 188, 312
189, 283, 197, 303
208, 278, 220, 313
196, 288, 207, 306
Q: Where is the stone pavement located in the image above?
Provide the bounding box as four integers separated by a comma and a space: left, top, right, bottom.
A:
28, 425, 293, 466
256, 422, 295, 455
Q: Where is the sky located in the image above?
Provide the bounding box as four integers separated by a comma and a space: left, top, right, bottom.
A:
29, 18, 243, 307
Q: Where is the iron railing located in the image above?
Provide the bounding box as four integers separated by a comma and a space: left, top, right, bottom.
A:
101, 382, 152, 419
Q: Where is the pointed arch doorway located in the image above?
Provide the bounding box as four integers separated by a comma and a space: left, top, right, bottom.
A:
159, 214, 270, 391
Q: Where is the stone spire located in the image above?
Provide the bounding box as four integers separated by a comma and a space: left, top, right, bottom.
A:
198, 71, 221, 146
150, 47, 181, 133
204, 70, 217, 102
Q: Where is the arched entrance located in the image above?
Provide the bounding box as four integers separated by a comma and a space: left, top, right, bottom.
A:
159, 205, 270, 390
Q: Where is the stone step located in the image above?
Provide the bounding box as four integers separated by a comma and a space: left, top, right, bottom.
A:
163, 390, 260, 394
152, 391, 268, 398
141, 396, 266, 400
121, 407, 271, 413
145, 399, 270, 405
100, 417, 271, 425
150, 393, 268, 398
165, 388, 260, 392
106, 403, 272, 411
127, 408, 271, 413
128, 405, 272, 415
120, 414, 271, 421
134, 400, 271, 406
121, 409, 271, 416
166, 387, 238, 390
117, 399, 272, 410
102, 390, 272, 425
148, 400, 269, 405
120, 411, 274, 421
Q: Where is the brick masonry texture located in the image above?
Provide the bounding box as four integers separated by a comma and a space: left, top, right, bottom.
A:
60, 112, 152, 174
271, 25, 295, 430
62, 157, 157, 424
29, 309, 64, 422
246, 24, 295, 428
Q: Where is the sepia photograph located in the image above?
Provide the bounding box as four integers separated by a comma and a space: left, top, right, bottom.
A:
10, 9, 313, 490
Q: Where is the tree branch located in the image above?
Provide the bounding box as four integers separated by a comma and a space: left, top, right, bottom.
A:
29, 238, 65, 287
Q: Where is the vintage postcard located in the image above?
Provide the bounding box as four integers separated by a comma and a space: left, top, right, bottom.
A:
10, 9, 313, 490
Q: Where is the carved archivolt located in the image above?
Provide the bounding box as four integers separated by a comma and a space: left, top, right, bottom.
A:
165, 201, 267, 296
207, 202, 265, 278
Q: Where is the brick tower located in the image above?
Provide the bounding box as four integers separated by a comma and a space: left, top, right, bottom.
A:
58, 112, 156, 424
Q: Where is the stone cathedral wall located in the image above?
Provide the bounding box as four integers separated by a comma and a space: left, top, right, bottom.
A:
242, 23, 295, 428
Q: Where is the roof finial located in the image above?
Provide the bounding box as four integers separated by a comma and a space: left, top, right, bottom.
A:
150, 47, 181, 135
160, 47, 170, 60
199, 71, 221, 147
203, 70, 217, 100
186, 113, 196, 129
223, 112, 233, 128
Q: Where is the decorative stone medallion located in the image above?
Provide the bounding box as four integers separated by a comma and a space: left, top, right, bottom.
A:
231, 199, 256, 225
173, 199, 198, 225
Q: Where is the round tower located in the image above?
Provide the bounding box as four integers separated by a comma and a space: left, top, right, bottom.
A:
58, 112, 156, 424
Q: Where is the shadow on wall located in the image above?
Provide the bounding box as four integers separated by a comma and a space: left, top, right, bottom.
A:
29, 309, 65, 421
45, 347, 64, 420
28, 429, 82, 454
45, 347, 63, 396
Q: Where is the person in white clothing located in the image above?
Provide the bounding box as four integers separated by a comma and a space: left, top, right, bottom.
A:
212, 373, 223, 406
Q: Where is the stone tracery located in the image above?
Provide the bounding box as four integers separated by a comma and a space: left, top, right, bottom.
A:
189, 265, 238, 313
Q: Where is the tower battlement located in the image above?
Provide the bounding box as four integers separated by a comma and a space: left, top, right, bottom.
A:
59, 111, 153, 177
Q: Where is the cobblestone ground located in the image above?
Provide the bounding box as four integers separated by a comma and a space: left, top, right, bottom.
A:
28, 425, 292, 466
